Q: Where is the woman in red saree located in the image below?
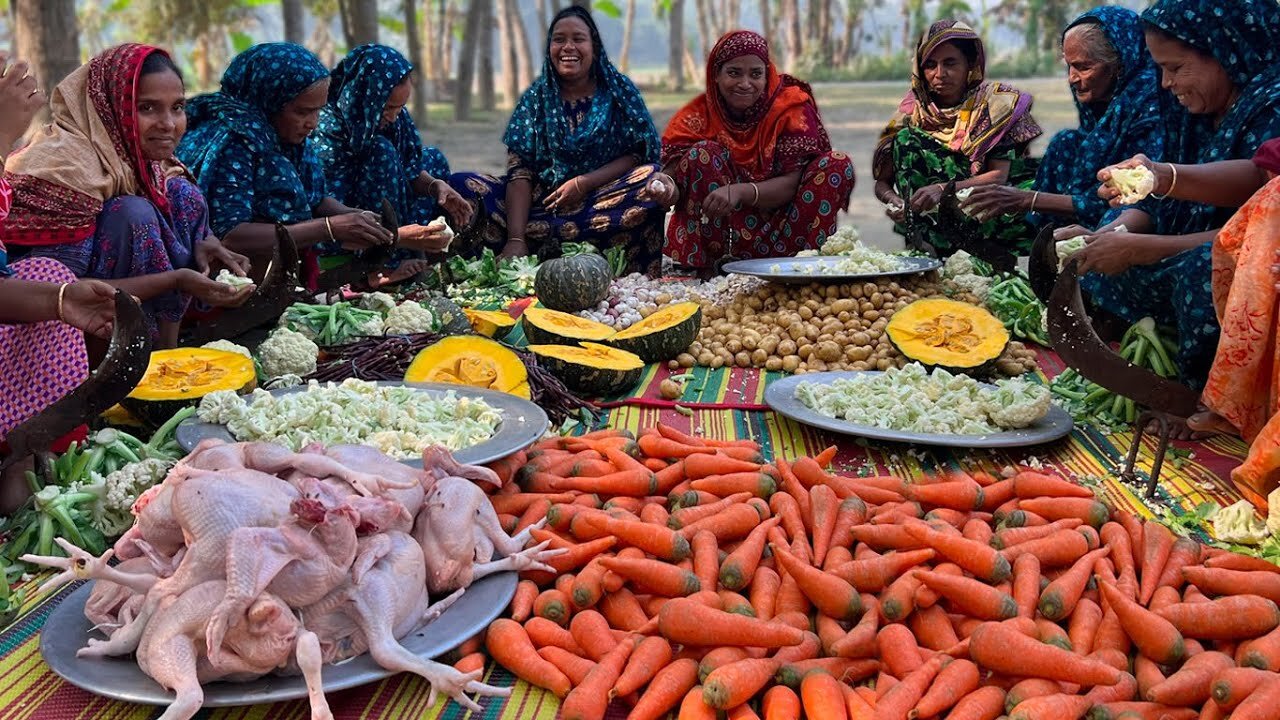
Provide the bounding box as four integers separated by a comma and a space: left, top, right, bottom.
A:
655, 31, 854, 275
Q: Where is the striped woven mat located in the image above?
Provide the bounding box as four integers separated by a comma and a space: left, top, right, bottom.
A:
0, 353, 1249, 720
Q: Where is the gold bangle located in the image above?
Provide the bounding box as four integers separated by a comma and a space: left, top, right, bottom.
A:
573, 177, 583, 196
1152, 163, 1178, 199
56, 282, 67, 323
1030, 191, 1039, 212
324, 216, 336, 242
751, 183, 760, 206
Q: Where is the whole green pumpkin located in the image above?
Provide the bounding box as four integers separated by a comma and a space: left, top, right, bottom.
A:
534, 252, 613, 312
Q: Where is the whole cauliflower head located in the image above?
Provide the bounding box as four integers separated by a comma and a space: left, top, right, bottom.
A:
384, 301, 436, 335
258, 327, 319, 379
1108, 166, 1156, 205
354, 291, 397, 314
201, 339, 252, 358
985, 379, 1052, 429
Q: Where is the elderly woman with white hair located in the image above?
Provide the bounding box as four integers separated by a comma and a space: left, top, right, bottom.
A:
962, 6, 1164, 233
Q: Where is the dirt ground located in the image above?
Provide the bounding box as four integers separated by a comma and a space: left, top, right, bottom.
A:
422, 77, 1078, 251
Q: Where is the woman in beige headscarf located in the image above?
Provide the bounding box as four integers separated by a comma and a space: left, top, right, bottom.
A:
3, 44, 252, 346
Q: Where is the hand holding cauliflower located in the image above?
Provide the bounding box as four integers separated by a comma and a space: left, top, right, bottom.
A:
1106, 166, 1156, 205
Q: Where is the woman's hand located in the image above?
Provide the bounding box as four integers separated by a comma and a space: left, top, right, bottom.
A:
329, 211, 394, 251
544, 176, 588, 214
643, 172, 680, 207
881, 192, 906, 222
432, 180, 474, 227
399, 221, 453, 253
909, 184, 945, 214
177, 268, 255, 307
961, 185, 1030, 221
60, 280, 117, 339
701, 185, 738, 220
1072, 231, 1154, 275
0, 52, 43, 153
194, 237, 251, 277
1097, 154, 1167, 207
1054, 224, 1093, 242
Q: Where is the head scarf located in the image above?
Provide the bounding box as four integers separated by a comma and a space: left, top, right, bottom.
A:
313, 44, 428, 218
875, 20, 1039, 175
1034, 7, 1163, 227
1255, 139, 1280, 176
4, 44, 174, 245
661, 31, 833, 181
176, 42, 330, 236
503, 6, 660, 189
1138, 0, 1280, 234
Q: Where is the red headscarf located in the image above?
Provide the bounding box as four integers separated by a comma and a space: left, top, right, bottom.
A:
4, 43, 173, 245
1254, 138, 1280, 175
661, 31, 832, 181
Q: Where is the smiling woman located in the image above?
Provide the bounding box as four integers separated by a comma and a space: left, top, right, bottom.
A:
2, 44, 254, 347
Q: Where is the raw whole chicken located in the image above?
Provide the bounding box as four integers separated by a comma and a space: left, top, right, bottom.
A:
24, 440, 561, 720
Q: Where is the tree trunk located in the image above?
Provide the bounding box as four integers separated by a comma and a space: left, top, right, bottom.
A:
838, 0, 860, 66
536, 0, 549, 39
11, 0, 80, 116
455, 0, 487, 120
724, 0, 740, 34
282, 0, 305, 44
669, 0, 687, 91
443, 1, 459, 90
781, 0, 801, 71
819, 0, 834, 66
758, 0, 773, 47
510, 0, 535, 89
705, 0, 722, 40
618, 0, 636, 73
693, 0, 713, 59
404, 0, 430, 126
479, 0, 497, 112
496, 0, 519, 106
422, 0, 440, 99
339, 0, 380, 47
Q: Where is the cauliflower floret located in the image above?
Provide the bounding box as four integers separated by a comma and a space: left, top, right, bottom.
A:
200, 339, 252, 358
197, 389, 246, 424
985, 378, 1052, 429
257, 327, 318, 379
943, 251, 978, 280
73, 458, 173, 537
1056, 236, 1088, 271
1214, 500, 1269, 545
213, 268, 254, 287
1266, 486, 1280, 536
354, 291, 397, 314
955, 187, 976, 216
1108, 166, 1156, 205
384, 301, 436, 335
430, 215, 456, 250
354, 313, 385, 336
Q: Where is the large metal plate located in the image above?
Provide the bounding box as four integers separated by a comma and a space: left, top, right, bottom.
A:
175, 381, 549, 466
720, 255, 942, 284
764, 371, 1074, 449
40, 571, 517, 707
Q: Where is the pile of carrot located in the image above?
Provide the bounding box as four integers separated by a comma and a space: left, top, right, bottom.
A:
455, 425, 1280, 720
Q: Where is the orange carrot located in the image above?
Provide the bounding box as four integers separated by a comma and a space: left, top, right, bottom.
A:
1012, 471, 1096, 499
690, 472, 776, 498
524, 616, 584, 654
1067, 598, 1103, 656
639, 502, 669, 526
486, 619, 572, 697
669, 492, 753, 529
561, 637, 633, 720
962, 517, 995, 545
534, 588, 573, 626
914, 570, 1017, 620
1211, 667, 1275, 710
452, 651, 485, 674
612, 636, 674, 697
913, 657, 980, 718
749, 566, 781, 621
1039, 547, 1110, 620
1017, 497, 1110, 528
768, 490, 808, 543
906, 522, 1011, 582
658, 598, 806, 648
830, 548, 936, 593
842, 684, 876, 720
1035, 618, 1072, 651
774, 458, 812, 519
799, 671, 846, 719
580, 513, 691, 561
1239, 624, 1280, 670
1005, 679, 1064, 711
948, 686, 1006, 720
1100, 522, 1139, 589
715, 517, 779, 592
1145, 650, 1234, 706
511, 579, 539, 622
1138, 521, 1175, 605
726, 705, 761, 720
676, 685, 718, 720
1205, 552, 1280, 574
598, 588, 649, 632
1227, 676, 1280, 720
807, 484, 839, 566
1000, 528, 1091, 569
968, 621, 1124, 686
828, 496, 868, 549
1006, 693, 1093, 720
1154, 537, 1202, 594
880, 571, 924, 622
1154, 595, 1280, 639
992, 518, 1085, 549
702, 658, 781, 709
490, 492, 577, 515
599, 556, 702, 597
684, 453, 764, 479
691, 529, 720, 592
1182, 566, 1280, 604
910, 603, 960, 651
700, 647, 751, 682
537, 645, 595, 685
907, 478, 983, 510
876, 656, 943, 720
572, 558, 610, 609
771, 543, 863, 621
1098, 582, 1186, 666
878, 622, 926, 677
1012, 552, 1041, 619
569, 610, 622, 663
526, 535, 618, 583
1083, 670, 1137, 705
718, 590, 756, 617
762, 684, 802, 720
639, 434, 717, 458
679, 503, 765, 543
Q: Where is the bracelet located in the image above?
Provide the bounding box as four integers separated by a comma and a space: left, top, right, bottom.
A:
1029, 191, 1040, 213
573, 177, 583, 195
751, 183, 760, 207
324, 216, 336, 243
56, 282, 68, 323
507, 237, 528, 246
1152, 163, 1178, 199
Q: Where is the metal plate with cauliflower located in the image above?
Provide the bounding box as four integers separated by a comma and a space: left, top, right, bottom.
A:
764, 371, 1074, 448
40, 570, 516, 707
173, 381, 549, 466
721, 256, 942, 285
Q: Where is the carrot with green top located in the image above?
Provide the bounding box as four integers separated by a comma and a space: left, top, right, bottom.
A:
658, 597, 806, 648
669, 492, 753, 529
486, 619, 572, 697
679, 503, 764, 542
1154, 595, 1280, 639
776, 657, 879, 687
1016, 496, 1110, 528
912, 657, 980, 719
828, 548, 936, 592
599, 556, 701, 597
968, 621, 1124, 686
1144, 650, 1233, 706
1012, 471, 1096, 498
1098, 581, 1185, 665
702, 657, 781, 709
690, 472, 776, 498
907, 478, 983, 510
580, 514, 690, 561
535, 588, 573, 626
914, 570, 1017, 620
828, 496, 868, 551
1211, 666, 1274, 710
719, 517, 781, 591
771, 542, 863, 621
699, 647, 751, 682
572, 558, 610, 609
1005, 679, 1063, 712
1239, 624, 1280, 670
906, 522, 1011, 582
1039, 546, 1110, 620
1000, 528, 1091, 568
807, 484, 839, 566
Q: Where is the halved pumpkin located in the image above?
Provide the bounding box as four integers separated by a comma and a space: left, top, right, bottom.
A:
522, 306, 614, 346
464, 308, 517, 338
405, 335, 530, 398
530, 342, 645, 397
886, 298, 1009, 373
124, 348, 257, 426
606, 301, 702, 363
